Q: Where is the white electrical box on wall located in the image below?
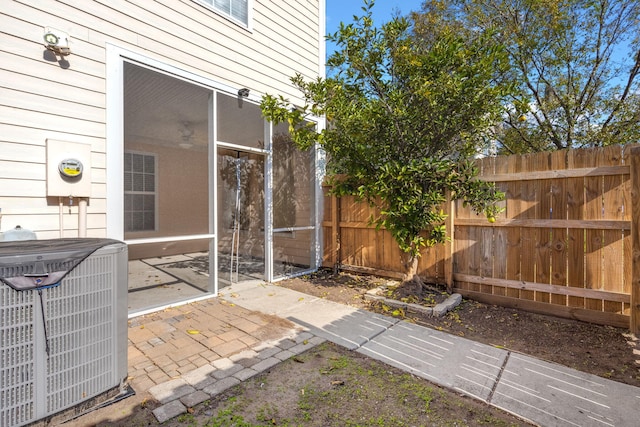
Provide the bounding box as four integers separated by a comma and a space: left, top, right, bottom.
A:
46, 140, 92, 197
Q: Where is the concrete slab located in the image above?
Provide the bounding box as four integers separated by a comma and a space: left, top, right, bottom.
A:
158, 264, 209, 290
225, 282, 398, 349
127, 283, 205, 313
222, 282, 313, 316
358, 321, 508, 402
184, 252, 208, 258
285, 300, 399, 350
141, 255, 194, 265
127, 260, 177, 290
492, 352, 640, 427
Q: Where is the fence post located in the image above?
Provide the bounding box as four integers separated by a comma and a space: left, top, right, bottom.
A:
630, 147, 640, 335
331, 192, 340, 274
444, 191, 454, 293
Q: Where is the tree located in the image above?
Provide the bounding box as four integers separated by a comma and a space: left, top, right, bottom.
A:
261, 0, 508, 287
416, 0, 640, 153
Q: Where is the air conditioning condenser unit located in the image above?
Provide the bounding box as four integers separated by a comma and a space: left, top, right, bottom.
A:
0, 239, 128, 427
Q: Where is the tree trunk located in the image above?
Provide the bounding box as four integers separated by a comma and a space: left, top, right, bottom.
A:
400, 251, 424, 295
401, 251, 420, 282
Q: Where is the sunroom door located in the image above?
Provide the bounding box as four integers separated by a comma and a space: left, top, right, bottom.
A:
215, 92, 268, 287
217, 149, 265, 286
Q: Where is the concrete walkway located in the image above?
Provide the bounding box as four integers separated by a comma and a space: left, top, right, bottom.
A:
79, 281, 640, 426
222, 281, 640, 427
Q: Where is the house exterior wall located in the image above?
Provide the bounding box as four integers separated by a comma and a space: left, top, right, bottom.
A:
0, 0, 324, 239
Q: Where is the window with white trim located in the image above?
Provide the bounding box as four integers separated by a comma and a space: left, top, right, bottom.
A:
198, 0, 249, 26
124, 152, 157, 232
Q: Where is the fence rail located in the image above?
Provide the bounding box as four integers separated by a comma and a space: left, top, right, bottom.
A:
322, 144, 640, 331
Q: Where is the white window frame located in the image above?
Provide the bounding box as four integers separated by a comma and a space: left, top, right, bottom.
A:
193, 0, 252, 30
123, 151, 158, 233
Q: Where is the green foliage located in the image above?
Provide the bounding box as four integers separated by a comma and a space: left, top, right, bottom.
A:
366, 157, 503, 257
177, 412, 198, 426
416, 0, 640, 153
202, 406, 273, 427
261, 0, 507, 274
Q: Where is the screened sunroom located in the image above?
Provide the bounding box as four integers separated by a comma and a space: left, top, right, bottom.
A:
117, 62, 322, 315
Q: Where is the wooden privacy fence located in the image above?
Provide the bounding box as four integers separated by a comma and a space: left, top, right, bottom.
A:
322, 144, 640, 332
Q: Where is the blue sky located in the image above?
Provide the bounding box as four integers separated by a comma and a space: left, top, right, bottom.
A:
326, 0, 424, 32
325, 0, 425, 58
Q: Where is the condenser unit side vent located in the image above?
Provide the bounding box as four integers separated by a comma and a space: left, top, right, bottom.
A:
0, 283, 36, 427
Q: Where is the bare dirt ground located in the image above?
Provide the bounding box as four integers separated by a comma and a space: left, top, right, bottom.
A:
160, 341, 532, 427
278, 269, 640, 388
72, 332, 534, 427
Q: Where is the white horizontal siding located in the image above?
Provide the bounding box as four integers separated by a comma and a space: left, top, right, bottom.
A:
0, 48, 105, 94
0, 213, 106, 232
38, 226, 107, 239
0, 87, 105, 124
0, 212, 106, 238
0, 197, 107, 214
0, 106, 105, 138
0, 141, 45, 162
0, 178, 46, 197
0, 179, 104, 198
1, 0, 322, 237
0, 69, 106, 109
0, 124, 107, 153
91, 167, 106, 183
0, 161, 45, 180
2, 24, 104, 79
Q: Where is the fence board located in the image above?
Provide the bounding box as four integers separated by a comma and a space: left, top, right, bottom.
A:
631, 147, 640, 332
418, 245, 442, 282
491, 156, 508, 297
504, 155, 523, 298
536, 152, 552, 303
457, 290, 629, 329
520, 154, 538, 301
454, 225, 472, 292
566, 150, 587, 308
583, 148, 605, 311
470, 225, 483, 293
480, 226, 493, 294
493, 228, 507, 297
622, 147, 633, 315
453, 274, 629, 302
550, 150, 568, 305
453, 196, 473, 292
602, 145, 625, 314
480, 157, 494, 295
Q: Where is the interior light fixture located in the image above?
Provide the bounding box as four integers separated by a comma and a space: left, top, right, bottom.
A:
178, 121, 194, 149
